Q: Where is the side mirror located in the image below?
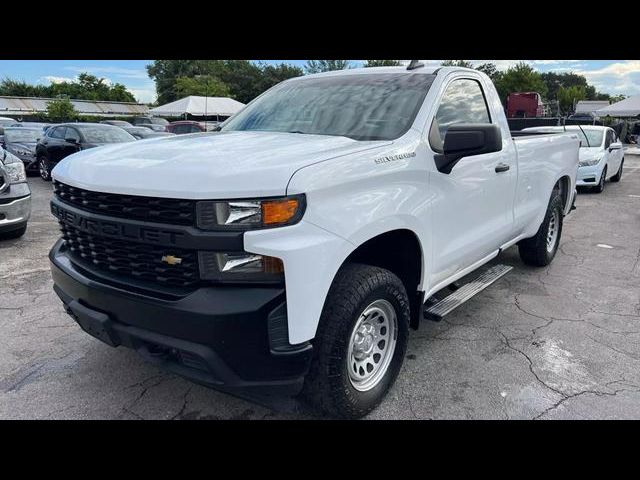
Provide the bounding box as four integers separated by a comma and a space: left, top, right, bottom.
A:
434, 123, 502, 174
609, 142, 622, 151
65, 136, 79, 144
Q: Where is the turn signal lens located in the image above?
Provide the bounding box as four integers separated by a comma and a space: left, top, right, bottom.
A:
262, 198, 300, 225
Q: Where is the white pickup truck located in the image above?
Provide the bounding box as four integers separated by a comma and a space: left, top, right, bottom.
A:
49, 65, 579, 418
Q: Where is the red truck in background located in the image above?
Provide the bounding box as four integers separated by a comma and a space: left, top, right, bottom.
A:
506, 92, 544, 118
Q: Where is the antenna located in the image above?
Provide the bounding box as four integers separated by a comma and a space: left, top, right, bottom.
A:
407, 60, 424, 71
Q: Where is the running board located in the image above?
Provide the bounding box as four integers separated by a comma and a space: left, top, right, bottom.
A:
424, 264, 513, 321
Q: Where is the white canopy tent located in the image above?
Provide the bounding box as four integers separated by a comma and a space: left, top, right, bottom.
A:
594, 95, 640, 118
149, 96, 245, 118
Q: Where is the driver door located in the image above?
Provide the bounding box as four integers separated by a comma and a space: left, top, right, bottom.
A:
428, 76, 517, 287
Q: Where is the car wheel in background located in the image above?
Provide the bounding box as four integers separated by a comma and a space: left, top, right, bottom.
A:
593, 166, 607, 193
610, 158, 624, 182
0, 224, 27, 240
39, 156, 52, 181
518, 191, 563, 267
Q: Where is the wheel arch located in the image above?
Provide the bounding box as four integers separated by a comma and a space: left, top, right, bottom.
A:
340, 228, 425, 329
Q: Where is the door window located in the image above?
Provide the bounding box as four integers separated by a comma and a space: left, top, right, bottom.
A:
50, 127, 67, 139
430, 78, 491, 152
65, 128, 81, 142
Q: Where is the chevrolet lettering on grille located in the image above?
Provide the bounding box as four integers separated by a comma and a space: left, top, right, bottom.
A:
51, 202, 186, 246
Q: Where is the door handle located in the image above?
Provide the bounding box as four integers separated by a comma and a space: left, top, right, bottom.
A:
495, 163, 510, 173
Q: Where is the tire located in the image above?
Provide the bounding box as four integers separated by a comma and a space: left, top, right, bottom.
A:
302, 263, 410, 419
0, 224, 27, 240
593, 166, 607, 193
518, 191, 563, 267
38, 155, 52, 181
610, 157, 624, 182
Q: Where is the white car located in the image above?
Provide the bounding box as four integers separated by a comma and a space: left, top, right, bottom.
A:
522, 125, 624, 193
49, 66, 579, 418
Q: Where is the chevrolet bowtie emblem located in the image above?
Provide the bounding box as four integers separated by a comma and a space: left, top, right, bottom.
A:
161, 255, 183, 266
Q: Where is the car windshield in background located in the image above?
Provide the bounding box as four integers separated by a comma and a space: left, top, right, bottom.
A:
4, 128, 41, 143
150, 118, 169, 125
569, 129, 604, 147
79, 126, 134, 143
222, 73, 436, 141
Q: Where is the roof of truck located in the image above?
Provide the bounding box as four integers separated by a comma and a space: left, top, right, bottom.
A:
297, 65, 477, 80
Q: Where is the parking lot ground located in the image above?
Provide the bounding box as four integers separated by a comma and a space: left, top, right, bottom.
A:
1, 155, 640, 420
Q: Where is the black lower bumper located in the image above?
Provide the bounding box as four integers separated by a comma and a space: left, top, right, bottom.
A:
49, 239, 312, 395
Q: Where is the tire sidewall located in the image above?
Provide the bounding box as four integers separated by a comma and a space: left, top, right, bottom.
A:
595, 166, 607, 192
543, 194, 563, 262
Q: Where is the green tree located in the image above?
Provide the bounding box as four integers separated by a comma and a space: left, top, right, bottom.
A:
304, 60, 351, 74
46, 96, 78, 122
493, 62, 547, 104
441, 60, 474, 68
174, 75, 230, 98
475, 63, 501, 81
557, 85, 586, 114
363, 60, 402, 67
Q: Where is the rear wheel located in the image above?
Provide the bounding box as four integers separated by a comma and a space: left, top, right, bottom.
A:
610, 158, 624, 182
518, 191, 563, 267
593, 166, 607, 193
302, 263, 410, 419
39, 155, 52, 181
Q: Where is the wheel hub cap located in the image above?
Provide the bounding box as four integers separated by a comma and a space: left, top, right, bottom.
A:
347, 299, 398, 392
546, 209, 559, 253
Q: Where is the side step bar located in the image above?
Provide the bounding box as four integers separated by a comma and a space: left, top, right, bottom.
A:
424, 264, 513, 321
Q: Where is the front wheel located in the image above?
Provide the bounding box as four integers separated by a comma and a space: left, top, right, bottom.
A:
39, 156, 52, 181
518, 192, 564, 267
593, 166, 607, 193
302, 263, 410, 419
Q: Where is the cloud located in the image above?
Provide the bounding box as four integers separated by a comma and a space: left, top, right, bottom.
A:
42, 75, 75, 84
574, 61, 640, 96
129, 86, 157, 104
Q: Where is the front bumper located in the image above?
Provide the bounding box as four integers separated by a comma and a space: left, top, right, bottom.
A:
0, 183, 31, 232
49, 239, 313, 395
576, 163, 603, 186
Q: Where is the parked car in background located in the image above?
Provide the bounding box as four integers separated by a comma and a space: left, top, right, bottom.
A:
140, 124, 169, 132
36, 123, 135, 181
567, 113, 596, 122
0, 117, 16, 128
522, 125, 624, 192
166, 120, 205, 135
0, 146, 31, 239
506, 92, 544, 118
9, 122, 51, 129
1, 127, 42, 174
100, 120, 133, 127
122, 126, 175, 140
131, 116, 169, 127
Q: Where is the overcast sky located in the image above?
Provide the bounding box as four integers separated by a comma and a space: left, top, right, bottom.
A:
0, 60, 637, 104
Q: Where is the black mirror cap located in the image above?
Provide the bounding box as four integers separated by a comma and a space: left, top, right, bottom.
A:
435, 123, 502, 174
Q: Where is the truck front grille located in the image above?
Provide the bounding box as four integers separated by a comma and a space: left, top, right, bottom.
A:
53, 181, 196, 226
60, 224, 200, 288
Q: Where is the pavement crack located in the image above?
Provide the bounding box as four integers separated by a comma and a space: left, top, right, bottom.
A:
171, 386, 193, 420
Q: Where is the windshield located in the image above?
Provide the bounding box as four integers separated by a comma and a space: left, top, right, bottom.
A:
79, 126, 135, 143
222, 73, 436, 141
568, 128, 604, 147
150, 117, 168, 125
4, 128, 41, 143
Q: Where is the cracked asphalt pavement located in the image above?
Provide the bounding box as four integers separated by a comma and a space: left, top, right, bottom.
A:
1, 154, 639, 419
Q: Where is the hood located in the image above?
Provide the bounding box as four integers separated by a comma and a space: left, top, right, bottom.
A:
52, 131, 390, 198
6, 142, 36, 158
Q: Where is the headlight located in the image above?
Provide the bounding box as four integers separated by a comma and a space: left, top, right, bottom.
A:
199, 251, 284, 283
579, 157, 601, 167
2, 155, 27, 184
196, 195, 305, 230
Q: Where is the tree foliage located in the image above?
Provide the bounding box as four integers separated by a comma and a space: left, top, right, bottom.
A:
147, 60, 303, 105
304, 60, 351, 74
0, 73, 136, 102
557, 85, 587, 113
46, 96, 78, 122
492, 62, 547, 104
363, 60, 402, 67
441, 60, 474, 68
174, 75, 230, 98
